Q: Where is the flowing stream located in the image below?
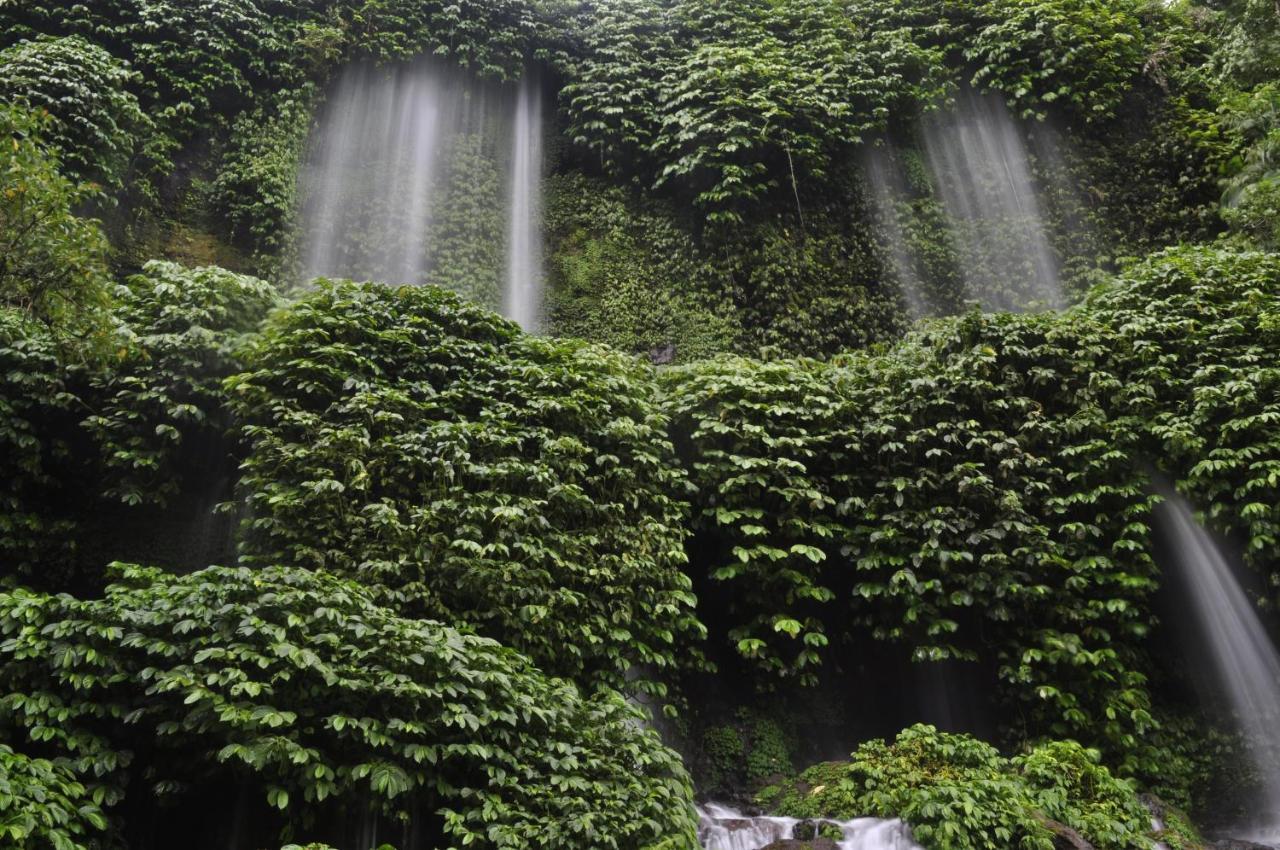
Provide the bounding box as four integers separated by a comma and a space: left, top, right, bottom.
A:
298, 59, 545, 329
1161, 493, 1280, 840
698, 803, 922, 850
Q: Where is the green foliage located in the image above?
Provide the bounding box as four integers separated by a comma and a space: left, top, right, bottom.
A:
561, 0, 946, 222
1206, 0, 1280, 88
1220, 84, 1280, 249
0, 35, 147, 191
760, 725, 1154, 850
212, 89, 315, 274
1060, 94, 1233, 252
662, 245, 1280, 786
698, 726, 744, 793
84, 262, 277, 508
0, 105, 112, 347
544, 173, 741, 361
229, 281, 704, 697
0, 310, 80, 584
0, 260, 273, 586
695, 709, 794, 795
1086, 247, 1280, 579
336, 0, 547, 78
0, 744, 107, 850
967, 0, 1150, 121
545, 170, 905, 360
0, 564, 700, 850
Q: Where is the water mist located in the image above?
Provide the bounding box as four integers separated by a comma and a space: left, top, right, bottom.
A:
298, 60, 546, 329
862, 145, 932, 320
919, 88, 1065, 311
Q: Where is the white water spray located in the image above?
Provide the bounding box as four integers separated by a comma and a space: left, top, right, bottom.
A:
503, 73, 544, 331
298, 60, 545, 328
698, 803, 922, 850
1161, 494, 1280, 838
920, 88, 1064, 311
862, 146, 930, 320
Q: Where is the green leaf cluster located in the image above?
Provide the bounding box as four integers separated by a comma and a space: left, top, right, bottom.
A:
0, 35, 148, 191
0, 105, 112, 347
228, 280, 705, 697
560, 0, 946, 222
758, 725, 1155, 850
0, 261, 275, 585
0, 564, 699, 850
661, 244, 1280, 784
84, 261, 278, 508
0, 745, 107, 850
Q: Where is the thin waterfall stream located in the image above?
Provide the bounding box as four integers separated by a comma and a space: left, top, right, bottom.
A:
503, 72, 544, 331
1161, 492, 1280, 840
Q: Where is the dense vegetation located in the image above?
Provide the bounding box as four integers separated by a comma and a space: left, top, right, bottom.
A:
2, 0, 1279, 848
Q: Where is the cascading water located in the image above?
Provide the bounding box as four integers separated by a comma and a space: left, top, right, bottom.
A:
503, 72, 544, 331
697, 803, 922, 850
1160, 493, 1280, 840
298, 59, 545, 329
861, 146, 931, 320
919, 88, 1065, 311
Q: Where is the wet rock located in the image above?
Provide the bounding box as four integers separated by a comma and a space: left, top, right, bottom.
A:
1212, 841, 1275, 850
648, 342, 676, 365
760, 841, 840, 850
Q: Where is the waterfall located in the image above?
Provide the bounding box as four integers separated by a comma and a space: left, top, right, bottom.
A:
697, 803, 922, 850
298, 60, 545, 328
920, 88, 1065, 311
862, 146, 930, 320
503, 73, 544, 331
1160, 493, 1280, 838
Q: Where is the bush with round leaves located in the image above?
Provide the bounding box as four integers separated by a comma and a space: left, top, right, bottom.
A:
0, 35, 147, 190
84, 261, 278, 509
0, 564, 700, 850
228, 281, 704, 699
0, 744, 108, 850
758, 725, 1155, 850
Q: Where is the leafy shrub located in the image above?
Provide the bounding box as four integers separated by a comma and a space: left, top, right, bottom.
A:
84, 261, 278, 508
967, 0, 1150, 121
0, 745, 108, 850
695, 709, 795, 796
1086, 246, 1280, 575
229, 281, 703, 697
0, 105, 112, 347
0, 564, 700, 850
212, 90, 315, 274
560, 0, 946, 222
1, 261, 274, 587
760, 725, 1154, 850
0, 35, 147, 190
661, 245, 1280, 785
1016, 741, 1152, 848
